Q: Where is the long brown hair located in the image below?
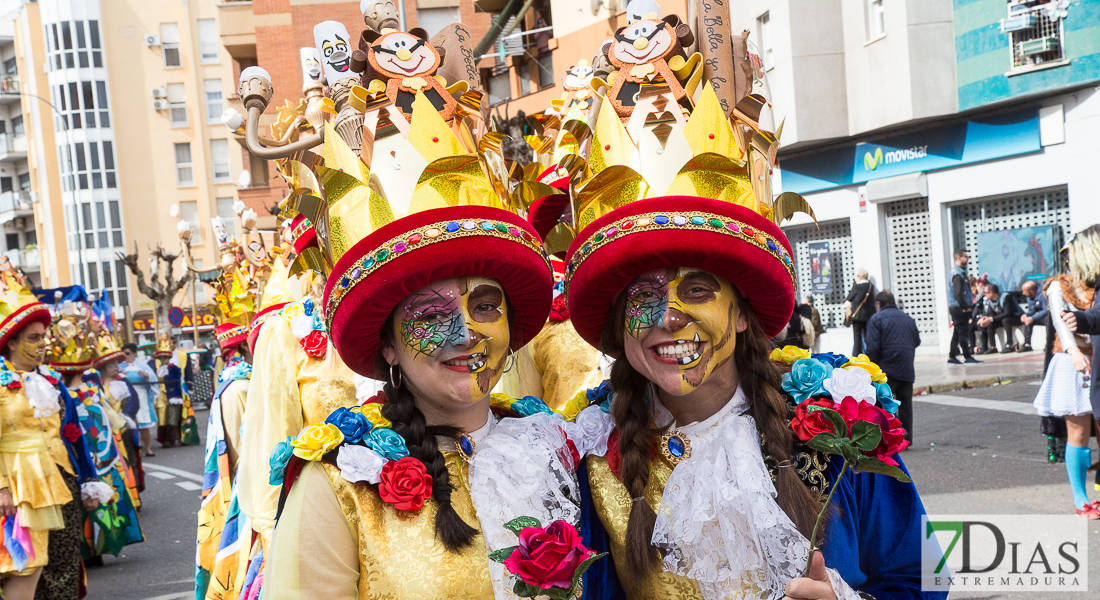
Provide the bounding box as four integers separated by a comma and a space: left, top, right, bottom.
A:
599, 288, 824, 579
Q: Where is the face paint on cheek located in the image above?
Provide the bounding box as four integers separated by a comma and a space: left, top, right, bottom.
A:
675, 277, 739, 393
623, 271, 673, 338
460, 278, 510, 399
16, 337, 44, 367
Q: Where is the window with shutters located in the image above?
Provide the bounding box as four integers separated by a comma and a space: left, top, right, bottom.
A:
161, 23, 182, 68
167, 83, 188, 127
197, 19, 219, 64
175, 143, 194, 187
210, 139, 231, 183
204, 79, 223, 124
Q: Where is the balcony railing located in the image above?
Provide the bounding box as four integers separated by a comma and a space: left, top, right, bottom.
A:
5, 248, 39, 271
0, 75, 18, 94
0, 133, 27, 155
0, 191, 33, 214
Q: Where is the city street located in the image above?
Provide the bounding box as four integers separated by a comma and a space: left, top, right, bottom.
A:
86, 376, 1100, 600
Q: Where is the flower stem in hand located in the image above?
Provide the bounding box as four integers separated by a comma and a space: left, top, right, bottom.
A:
803, 460, 849, 577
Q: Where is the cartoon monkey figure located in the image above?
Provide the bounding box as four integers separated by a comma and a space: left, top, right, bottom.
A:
362, 29, 456, 121
606, 13, 694, 117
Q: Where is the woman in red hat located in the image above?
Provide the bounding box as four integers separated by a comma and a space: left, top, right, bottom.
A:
552, 6, 940, 597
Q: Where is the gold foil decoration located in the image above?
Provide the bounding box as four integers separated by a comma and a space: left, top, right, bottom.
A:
773, 191, 816, 225
684, 83, 743, 162
408, 93, 464, 164
409, 156, 494, 213
666, 153, 755, 207
574, 166, 651, 231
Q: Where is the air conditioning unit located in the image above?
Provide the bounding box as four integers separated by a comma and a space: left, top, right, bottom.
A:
145, 34, 161, 47
152, 99, 169, 111
150, 87, 168, 99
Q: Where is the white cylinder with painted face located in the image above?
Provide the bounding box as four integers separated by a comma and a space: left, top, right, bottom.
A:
300, 47, 324, 85
313, 21, 356, 85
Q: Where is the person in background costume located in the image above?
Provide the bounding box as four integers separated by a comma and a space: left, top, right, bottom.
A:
120, 342, 158, 457
546, 3, 943, 596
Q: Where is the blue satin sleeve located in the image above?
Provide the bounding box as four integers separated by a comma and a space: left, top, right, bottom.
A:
59, 382, 99, 484
577, 460, 627, 600
822, 454, 947, 599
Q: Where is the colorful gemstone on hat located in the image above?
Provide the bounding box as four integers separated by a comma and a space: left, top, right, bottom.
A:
708, 218, 723, 228
375, 249, 389, 261
480, 221, 494, 231
756, 233, 767, 245
393, 242, 408, 253
766, 239, 777, 251
362, 258, 375, 269
622, 220, 634, 230
522, 232, 533, 242
462, 221, 477, 230
426, 228, 441, 238
495, 223, 509, 233
727, 222, 740, 232
654, 216, 669, 225
582, 242, 592, 254
407, 233, 422, 244
606, 227, 618, 237
594, 232, 605, 243
638, 217, 652, 226
340, 276, 350, 288
672, 216, 687, 226
349, 266, 362, 279
444, 222, 459, 233
690, 216, 706, 225
743, 226, 756, 237
508, 227, 520, 236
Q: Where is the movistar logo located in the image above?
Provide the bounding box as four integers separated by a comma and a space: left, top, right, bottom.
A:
863, 145, 929, 172
864, 148, 883, 171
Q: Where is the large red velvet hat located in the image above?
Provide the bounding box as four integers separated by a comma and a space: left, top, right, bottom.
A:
324, 205, 552, 378
565, 196, 795, 347
0, 303, 51, 354
216, 322, 249, 354
527, 165, 570, 240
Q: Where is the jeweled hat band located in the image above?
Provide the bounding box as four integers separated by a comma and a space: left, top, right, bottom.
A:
324, 217, 549, 332
0, 303, 51, 350
563, 209, 794, 298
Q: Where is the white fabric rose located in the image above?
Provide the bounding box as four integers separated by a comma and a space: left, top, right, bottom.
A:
337, 443, 386, 484
563, 405, 615, 457
168, 396, 184, 406
81, 481, 115, 504
24, 372, 61, 418
822, 366, 877, 402
353, 373, 385, 404
289, 314, 315, 340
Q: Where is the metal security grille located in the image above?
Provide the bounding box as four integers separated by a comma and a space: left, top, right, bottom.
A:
951, 186, 1071, 278
784, 219, 853, 329
884, 198, 939, 343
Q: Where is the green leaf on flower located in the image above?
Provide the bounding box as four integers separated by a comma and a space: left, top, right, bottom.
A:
849, 421, 882, 452
566, 551, 609, 595
805, 432, 844, 454
818, 407, 849, 437
513, 580, 542, 597
854, 454, 912, 483
542, 587, 574, 600
489, 545, 519, 563
504, 516, 542, 534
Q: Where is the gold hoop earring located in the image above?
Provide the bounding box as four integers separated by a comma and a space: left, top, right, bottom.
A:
503, 348, 516, 373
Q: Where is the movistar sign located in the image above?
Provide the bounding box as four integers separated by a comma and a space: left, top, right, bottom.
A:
864, 145, 929, 171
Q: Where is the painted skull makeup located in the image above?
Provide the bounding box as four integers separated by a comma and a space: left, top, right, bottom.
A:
300, 47, 323, 83
394, 276, 510, 401
314, 21, 355, 84
622, 267, 744, 394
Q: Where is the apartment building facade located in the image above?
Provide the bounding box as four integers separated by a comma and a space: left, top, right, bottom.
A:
9, 0, 243, 317
732, 0, 1100, 352
0, 16, 39, 286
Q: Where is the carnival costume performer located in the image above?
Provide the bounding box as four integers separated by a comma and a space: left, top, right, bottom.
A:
47, 306, 144, 563
251, 19, 610, 594
0, 271, 104, 600
96, 338, 145, 494
120, 341, 158, 457
544, 3, 942, 597
1037, 232, 1100, 517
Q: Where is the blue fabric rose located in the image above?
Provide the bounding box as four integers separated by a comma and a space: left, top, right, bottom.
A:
511, 395, 555, 417
587, 380, 616, 413
325, 407, 372, 443
875, 382, 900, 415
0, 370, 16, 387
364, 428, 409, 461
269, 437, 295, 486
781, 358, 834, 403
302, 297, 315, 316
311, 313, 325, 332
811, 352, 849, 368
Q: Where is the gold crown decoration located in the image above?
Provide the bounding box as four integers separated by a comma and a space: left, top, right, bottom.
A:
155, 332, 174, 359
0, 257, 42, 323
546, 2, 814, 250
91, 320, 125, 367
46, 300, 96, 373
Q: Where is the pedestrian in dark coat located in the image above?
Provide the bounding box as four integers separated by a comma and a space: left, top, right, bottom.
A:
844, 269, 877, 356
864, 290, 920, 443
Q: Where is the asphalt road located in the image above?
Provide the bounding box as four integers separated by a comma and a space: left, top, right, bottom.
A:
85, 381, 1100, 599
85, 413, 208, 600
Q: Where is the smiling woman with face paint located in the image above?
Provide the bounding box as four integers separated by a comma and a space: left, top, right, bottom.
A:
262, 77, 595, 596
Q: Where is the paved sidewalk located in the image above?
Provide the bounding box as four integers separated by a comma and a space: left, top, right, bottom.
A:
913, 349, 1045, 393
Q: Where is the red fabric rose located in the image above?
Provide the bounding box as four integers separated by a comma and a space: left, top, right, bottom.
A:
503, 520, 594, 589
363, 391, 386, 405
62, 423, 81, 443
606, 428, 622, 477
6, 380, 21, 390
790, 398, 837, 443
378, 456, 433, 511
549, 294, 569, 323
300, 330, 328, 358
563, 439, 580, 472
835, 397, 909, 465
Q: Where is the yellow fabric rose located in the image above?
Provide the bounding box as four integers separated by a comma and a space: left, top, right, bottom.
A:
844, 354, 888, 384
291, 423, 344, 461
489, 393, 517, 412
353, 403, 392, 429
558, 391, 589, 423
769, 345, 810, 365
282, 302, 304, 319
